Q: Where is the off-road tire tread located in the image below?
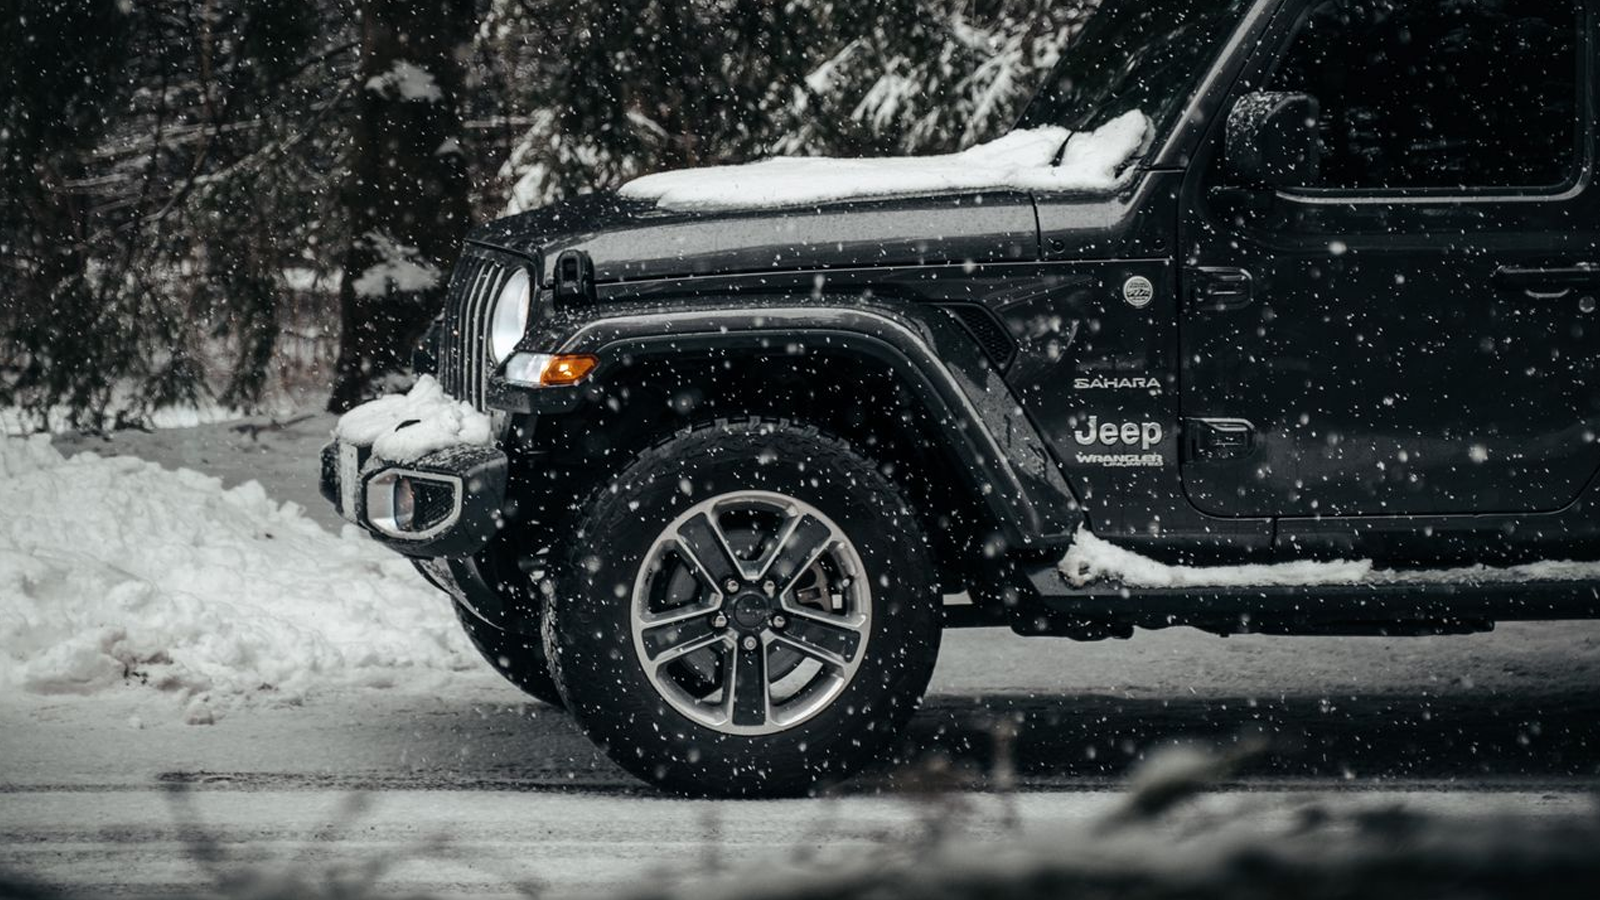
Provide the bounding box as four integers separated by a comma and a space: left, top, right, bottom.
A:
452, 599, 564, 706
542, 417, 940, 797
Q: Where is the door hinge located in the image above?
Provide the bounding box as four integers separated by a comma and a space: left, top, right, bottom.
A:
1189, 266, 1253, 312
1184, 418, 1257, 462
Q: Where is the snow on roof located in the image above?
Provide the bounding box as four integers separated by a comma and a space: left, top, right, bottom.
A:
619, 109, 1150, 212
1060, 527, 1600, 589
335, 375, 492, 463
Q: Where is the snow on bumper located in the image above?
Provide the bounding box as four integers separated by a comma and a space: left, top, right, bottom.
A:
320, 440, 507, 559
326, 375, 506, 557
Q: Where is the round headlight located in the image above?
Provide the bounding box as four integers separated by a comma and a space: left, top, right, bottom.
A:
489, 269, 532, 362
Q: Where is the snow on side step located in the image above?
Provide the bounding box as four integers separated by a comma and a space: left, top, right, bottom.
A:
1060, 527, 1600, 589
0, 435, 470, 715
620, 110, 1150, 212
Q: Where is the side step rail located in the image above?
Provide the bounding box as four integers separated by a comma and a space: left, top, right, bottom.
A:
1019, 566, 1600, 636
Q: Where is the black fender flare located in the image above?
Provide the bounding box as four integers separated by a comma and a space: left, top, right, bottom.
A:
490, 298, 1081, 548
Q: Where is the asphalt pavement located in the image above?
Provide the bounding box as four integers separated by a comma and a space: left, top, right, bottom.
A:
4, 624, 1598, 898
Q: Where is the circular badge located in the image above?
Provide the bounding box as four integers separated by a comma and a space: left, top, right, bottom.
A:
1122, 275, 1154, 309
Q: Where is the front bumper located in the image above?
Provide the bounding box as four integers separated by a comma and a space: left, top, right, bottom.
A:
319, 440, 509, 559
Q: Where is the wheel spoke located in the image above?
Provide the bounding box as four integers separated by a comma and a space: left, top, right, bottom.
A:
726, 636, 770, 727
640, 601, 718, 630
675, 512, 742, 590
772, 614, 862, 669
633, 490, 873, 735
758, 513, 834, 592
640, 609, 726, 664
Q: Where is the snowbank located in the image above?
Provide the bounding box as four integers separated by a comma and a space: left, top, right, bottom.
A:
2, 396, 247, 437
1060, 527, 1600, 589
620, 110, 1150, 212
0, 436, 470, 715
334, 375, 492, 463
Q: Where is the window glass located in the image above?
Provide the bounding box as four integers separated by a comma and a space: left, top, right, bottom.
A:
1019, 0, 1251, 138
1266, 0, 1580, 190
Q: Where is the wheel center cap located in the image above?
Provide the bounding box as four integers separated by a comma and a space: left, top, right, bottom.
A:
730, 592, 771, 630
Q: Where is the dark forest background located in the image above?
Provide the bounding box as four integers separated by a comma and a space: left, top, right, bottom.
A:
2, 0, 1087, 428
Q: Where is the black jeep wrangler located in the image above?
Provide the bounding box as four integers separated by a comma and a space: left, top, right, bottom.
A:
323, 0, 1600, 796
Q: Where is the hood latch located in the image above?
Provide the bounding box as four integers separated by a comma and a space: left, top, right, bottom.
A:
552, 249, 596, 303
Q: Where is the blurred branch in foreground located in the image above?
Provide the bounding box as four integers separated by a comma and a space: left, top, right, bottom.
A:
2, 741, 1595, 900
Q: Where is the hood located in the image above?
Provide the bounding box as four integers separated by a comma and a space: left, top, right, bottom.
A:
467, 190, 1044, 284
468, 113, 1151, 285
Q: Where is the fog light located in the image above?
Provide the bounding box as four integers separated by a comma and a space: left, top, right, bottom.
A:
504, 352, 599, 387
392, 477, 415, 531
365, 469, 463, 540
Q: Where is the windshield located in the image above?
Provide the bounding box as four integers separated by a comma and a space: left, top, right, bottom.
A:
1019, 0, 1252, 138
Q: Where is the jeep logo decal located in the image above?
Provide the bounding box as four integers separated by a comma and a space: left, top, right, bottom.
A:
1073, 416, 1163, 450
1122, 275, 1154, 309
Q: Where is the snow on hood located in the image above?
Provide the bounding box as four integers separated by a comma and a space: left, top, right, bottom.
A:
335, 375, 492, 463
619, 110, 1150, 212
1060, 527, 1600, 589
0, 436, 471, 716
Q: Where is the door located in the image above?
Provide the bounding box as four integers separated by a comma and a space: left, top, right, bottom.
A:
1180, 0, 1600, 518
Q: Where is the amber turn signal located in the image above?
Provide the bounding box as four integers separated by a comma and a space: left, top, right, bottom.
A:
502, 350, 598, 385
504, 351, 600, 387
540, 354, 598, 386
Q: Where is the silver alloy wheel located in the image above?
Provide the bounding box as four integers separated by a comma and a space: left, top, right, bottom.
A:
629, 490, 872, 736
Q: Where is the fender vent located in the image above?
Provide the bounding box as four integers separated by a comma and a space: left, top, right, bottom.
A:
938, 303, 1016, 370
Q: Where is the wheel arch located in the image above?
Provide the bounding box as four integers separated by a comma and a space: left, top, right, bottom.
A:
509, 301, 1082, 592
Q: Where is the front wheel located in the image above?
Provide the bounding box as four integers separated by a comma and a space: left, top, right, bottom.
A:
543, 420, 941, 797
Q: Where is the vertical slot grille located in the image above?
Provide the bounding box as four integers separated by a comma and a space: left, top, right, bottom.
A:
439, 254, 509, 410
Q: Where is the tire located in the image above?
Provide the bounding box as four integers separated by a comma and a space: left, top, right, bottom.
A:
543, 419, 941, 797
452, 599, 564, 707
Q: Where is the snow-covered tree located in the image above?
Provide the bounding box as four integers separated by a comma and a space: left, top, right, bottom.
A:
3, 0, 1090, 426
498, 0, 1093, 211
329, 0, 477, 411
2, 0, 349, 429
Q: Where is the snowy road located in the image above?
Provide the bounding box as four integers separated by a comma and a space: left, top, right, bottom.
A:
5, 625, 1600, 898
2, 786, 1592, 899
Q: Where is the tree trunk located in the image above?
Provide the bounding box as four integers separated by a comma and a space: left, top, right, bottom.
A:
1, 0, 133, 429
328, 0, 475, 412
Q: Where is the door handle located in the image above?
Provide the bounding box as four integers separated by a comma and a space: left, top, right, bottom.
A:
1492, 263, 1600, 298
1189, 266, 1254, 311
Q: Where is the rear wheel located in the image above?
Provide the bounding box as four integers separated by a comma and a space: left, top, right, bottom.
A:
544, 420, 941, 797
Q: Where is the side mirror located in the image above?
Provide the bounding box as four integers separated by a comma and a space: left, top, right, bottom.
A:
1224, 91, 1321, 189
